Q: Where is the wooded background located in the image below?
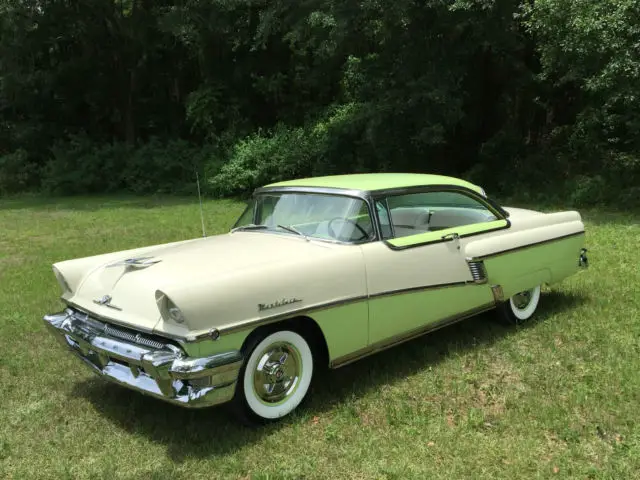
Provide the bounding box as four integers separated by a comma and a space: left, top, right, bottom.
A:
1, 0, 638, 205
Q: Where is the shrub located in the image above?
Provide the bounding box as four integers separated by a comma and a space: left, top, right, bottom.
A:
43, 135, 132, 194
208, 125, 322, 197
41, 136, 220, 195
0, 149, 40, 194
208, 104, 368, 197
124, 138, 218, 195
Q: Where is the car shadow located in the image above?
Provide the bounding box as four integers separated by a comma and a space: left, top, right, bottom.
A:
73, 290, 587, 462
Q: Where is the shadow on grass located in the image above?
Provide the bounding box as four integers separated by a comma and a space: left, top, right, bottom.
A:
73, 290, 587, 462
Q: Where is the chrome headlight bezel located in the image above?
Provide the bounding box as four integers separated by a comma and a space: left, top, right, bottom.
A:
52, 266, 72, 294
155, 290, 186, 325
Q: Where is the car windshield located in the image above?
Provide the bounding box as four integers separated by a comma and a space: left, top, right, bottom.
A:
233, 192, 374, 243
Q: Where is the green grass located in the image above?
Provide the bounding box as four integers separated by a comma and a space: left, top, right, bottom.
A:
1, 196, 639, 479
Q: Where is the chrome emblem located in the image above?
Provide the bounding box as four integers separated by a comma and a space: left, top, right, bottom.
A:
107, 256, 161, 268
93, 294, 122, 311
95, 295, 112, 305
258, 298, 302, 312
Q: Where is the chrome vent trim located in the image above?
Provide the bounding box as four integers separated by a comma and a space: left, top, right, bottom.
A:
467, 260, 487, 284
68, 308, 167, 350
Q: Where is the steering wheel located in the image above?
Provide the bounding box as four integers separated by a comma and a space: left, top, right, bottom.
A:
327, 217, 370, 241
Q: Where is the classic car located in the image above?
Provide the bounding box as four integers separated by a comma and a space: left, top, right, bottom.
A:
43, 173, 588, 423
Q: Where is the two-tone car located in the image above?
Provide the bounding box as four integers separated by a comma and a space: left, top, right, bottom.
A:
43, 173, 588, 423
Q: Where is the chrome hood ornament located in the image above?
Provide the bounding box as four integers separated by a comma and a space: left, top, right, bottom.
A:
93, 294, 122, 311
107, 256, 162, 268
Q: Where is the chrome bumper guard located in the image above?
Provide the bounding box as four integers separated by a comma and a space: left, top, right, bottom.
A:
43, 309, 243, 408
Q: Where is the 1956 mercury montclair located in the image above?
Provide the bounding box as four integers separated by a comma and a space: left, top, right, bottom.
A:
43, 174, 588, 423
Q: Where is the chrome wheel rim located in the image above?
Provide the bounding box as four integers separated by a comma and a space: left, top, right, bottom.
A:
512, 289, 534, 310
252, 342, 302, 405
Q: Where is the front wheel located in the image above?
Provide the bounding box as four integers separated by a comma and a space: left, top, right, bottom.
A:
498, 285, 541, 324
233, 330, 314, 424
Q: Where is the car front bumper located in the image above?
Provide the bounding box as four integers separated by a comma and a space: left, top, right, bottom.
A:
43, 309, 243, 408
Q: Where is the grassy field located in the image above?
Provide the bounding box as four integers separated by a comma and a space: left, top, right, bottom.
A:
1, 196, 639, 479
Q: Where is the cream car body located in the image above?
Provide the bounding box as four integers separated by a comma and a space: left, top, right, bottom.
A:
43, 173, 588, 421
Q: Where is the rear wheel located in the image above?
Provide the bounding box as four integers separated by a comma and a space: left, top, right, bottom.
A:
233, 329, 314, 424
498, 285, 541, 324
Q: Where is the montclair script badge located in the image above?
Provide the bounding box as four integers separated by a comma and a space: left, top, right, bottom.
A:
258, 298, 302, 312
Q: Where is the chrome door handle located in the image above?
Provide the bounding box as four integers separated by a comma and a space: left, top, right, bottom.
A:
441, 232, 460, 241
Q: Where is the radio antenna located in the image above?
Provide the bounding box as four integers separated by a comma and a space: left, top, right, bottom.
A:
196, 171, 206, 238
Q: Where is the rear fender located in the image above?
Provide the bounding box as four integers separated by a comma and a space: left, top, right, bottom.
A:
465, 217, 585, 299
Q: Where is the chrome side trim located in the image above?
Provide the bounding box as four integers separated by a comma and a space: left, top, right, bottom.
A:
368, 281, 469, 300
208, 281, 488, 339
43, 311, 243, 408
211, 295, 369, 337
66, 281, 487, 344
330, 303, 496, 368
469, 231, 586, 261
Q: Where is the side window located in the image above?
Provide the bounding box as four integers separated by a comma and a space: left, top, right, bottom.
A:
385, 191, 497, 238
375, 200, 393, 239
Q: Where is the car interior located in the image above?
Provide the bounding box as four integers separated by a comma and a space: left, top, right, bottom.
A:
257, 190, 498, 242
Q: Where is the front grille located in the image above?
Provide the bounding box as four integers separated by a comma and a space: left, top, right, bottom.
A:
103, 323, 166, 350
468, 260, 487, 283
69, 308, 168, 350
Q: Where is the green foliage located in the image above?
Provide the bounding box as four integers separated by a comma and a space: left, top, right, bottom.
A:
1, 0, 639, 204
44, 136, 132, 194
125, 138, 219, 195
523, 0, 640, 202
209, 103, 374, 197
42, 136, 219, 195
209, 125, 320, 197
0, 149, 39, 194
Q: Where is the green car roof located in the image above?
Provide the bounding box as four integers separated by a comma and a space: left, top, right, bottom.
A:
266, 173, 484, 194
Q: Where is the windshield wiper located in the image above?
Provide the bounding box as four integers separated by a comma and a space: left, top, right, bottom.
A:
230, 224, 269, 233
277, 224, 309, 241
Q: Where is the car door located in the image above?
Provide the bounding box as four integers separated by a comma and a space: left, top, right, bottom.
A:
360, 188, 509, 346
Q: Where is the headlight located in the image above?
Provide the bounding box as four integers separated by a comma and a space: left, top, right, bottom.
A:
53, 266, 72, 294
155, 290, 186, 324
168, 304, 185, 324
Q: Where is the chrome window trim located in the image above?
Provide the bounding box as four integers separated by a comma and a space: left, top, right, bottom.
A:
234, 187, 381, 244
251, 183, 507, 245
370, 185, 507, 220
369, 185, 511, 251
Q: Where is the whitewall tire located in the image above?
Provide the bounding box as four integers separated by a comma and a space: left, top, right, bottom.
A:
498, 285, 541, 324
234, 330, 314, 423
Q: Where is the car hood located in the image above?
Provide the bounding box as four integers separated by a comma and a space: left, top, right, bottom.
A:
63, 232, 341, 335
